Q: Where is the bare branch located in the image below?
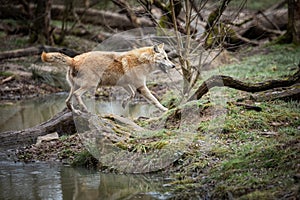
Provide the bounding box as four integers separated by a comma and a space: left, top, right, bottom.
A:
188, 65, 300, 101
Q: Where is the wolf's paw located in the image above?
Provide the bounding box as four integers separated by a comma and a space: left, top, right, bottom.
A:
122, 99, 129, 109
160, 106, 168, 112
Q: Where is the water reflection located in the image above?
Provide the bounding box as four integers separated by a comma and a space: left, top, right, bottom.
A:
0, 93, 155, 132
0, 162, 171, 200
0, 94, 66, 132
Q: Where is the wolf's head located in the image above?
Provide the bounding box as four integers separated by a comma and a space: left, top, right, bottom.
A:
152, 43, 176, 73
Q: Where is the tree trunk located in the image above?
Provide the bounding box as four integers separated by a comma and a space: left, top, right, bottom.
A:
29, 0, 53, 45
289, 0, 300, 44
276, 0, 300, 44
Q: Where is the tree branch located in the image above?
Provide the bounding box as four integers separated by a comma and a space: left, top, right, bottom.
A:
188, 64, 300, 101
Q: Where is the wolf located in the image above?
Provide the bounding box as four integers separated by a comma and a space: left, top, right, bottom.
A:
41, 43, 175, 114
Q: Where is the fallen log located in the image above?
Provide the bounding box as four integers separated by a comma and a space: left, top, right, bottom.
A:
250, 83, 300, 102
0, 109, 75, 150
237, 9, 287, 40
0, 108, 146, 150
0, 47, 41, 61
51, 5, 153, 29
0, 45, 79, 61
188, 64, 300, 101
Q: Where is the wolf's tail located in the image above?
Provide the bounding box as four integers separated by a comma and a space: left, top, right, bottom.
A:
41, 52, 73, 67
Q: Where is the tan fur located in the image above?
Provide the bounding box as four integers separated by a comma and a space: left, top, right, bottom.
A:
41, 44, 175, 114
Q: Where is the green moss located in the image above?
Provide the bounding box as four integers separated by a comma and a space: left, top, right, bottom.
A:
161, 90, 182, 109
71, 150, 99, 169
169, 97, 299, 198
203, 44, 300, 82
0, 71, 14, 77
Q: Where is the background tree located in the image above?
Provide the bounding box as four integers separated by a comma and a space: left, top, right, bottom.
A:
277, 0, 300, 44
288, 0, 300, 44
29, 0, 53, 45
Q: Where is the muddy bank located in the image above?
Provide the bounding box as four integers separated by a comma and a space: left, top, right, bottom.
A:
0, 57, 65, 103
0, 75, 62, 102
15, 134, 84, 164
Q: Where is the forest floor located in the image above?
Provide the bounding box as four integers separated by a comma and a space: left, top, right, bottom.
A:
1, 32, 300, 199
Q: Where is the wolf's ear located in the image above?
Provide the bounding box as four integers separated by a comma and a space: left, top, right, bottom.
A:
158, 43, 164, 49
154, 44, 159, 53
154, 43, 164, 53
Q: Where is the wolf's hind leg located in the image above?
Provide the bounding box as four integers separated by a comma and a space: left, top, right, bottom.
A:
122, 84, 135, 109
73, 87, 88, 113
137, 85, 168, 112
65, 85, 75, 111
65, 69, 75, 111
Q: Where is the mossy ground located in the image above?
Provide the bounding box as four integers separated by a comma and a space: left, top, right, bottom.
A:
158, 44, 300, 199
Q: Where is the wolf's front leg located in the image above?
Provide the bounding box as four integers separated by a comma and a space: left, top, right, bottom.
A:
137, 85, 168, 112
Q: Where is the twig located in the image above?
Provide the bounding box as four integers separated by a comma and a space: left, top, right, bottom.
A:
0, 75, 15, 85
229, 102, 262, 111
257, 10, 281, 31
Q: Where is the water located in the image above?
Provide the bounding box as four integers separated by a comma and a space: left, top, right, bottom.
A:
0, 93, 155, 132
0, 94, 66, 132
0, 161, 173, 200
0, 95, 176, 200
0, 94, 174, 199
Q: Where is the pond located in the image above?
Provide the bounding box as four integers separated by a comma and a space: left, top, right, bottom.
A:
0, 93, 212, 199
0, 93, 155, 132
0, 161, 173, 200
0, 94, 175, 199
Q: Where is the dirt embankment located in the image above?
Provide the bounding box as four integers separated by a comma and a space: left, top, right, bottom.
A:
0, 75, 62, 102
0, 59, 63, 103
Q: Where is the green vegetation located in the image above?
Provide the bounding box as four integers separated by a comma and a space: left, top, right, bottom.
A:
200, 101, 299, 198
0, 71, 14, 77
204, 44, 300, 82
230, 0, 283, 10
162, 44, 300, 198
0, 31, 29, 51
71, 150, 99, 169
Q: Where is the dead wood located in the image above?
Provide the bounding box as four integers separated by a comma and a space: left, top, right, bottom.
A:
0, 108, 146, 150
0, 47, 41, 61
0, 75, 15, 85
0, 45, 79, 61
230, 102, 262, 112
237, 9, 287, 40
250, 83, 300, 102
0, 109, 75, 150
112, 0, 141, 27
51, 5, 153, 29
188, 65, 300, 101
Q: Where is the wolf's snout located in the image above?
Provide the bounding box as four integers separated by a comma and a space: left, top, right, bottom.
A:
167, 61, 175, 69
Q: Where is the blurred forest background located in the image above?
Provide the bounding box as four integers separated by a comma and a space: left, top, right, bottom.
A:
0, 1, 300, 199
0, 0, 299, 99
